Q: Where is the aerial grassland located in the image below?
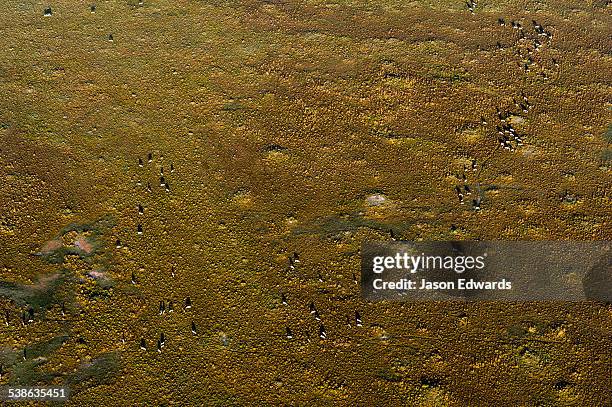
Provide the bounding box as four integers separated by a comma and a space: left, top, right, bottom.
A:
0, 0, 610, 405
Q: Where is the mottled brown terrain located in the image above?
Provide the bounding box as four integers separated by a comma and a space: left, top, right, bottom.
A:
0, 0, 610, 405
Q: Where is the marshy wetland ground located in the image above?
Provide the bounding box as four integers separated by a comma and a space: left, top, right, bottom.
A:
0, 0, 611, 405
